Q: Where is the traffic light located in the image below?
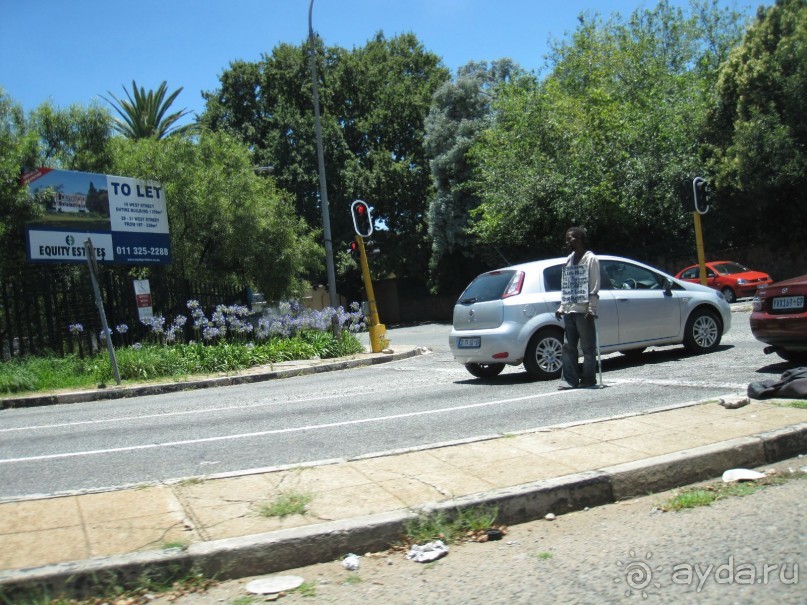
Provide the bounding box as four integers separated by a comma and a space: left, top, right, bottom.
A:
678, 179, 695, 212
692, 177, 709, 214
351, 200, 373, 237
348, 240, 359, 257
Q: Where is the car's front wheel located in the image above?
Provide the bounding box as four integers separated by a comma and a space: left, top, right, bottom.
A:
683, 308, 722, 353
524, 328, 564, 380
464, 363, 505, 379
721, 286, 736, 304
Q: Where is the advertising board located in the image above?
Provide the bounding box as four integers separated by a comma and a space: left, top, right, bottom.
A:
23, 167, 171, 265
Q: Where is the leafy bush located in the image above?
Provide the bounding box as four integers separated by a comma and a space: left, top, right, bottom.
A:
0, 301, 367, 395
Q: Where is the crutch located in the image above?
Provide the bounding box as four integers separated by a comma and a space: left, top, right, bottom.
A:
593, 313, 603, 388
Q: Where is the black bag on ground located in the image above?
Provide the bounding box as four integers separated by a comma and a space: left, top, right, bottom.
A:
747, 367, 807, 400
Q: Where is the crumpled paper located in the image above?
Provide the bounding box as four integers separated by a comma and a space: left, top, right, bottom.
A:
406, 540, 449, 563
342, 553, 361, 570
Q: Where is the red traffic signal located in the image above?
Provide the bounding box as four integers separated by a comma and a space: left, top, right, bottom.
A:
348, 240, 359, 256
351, 200, 373, 237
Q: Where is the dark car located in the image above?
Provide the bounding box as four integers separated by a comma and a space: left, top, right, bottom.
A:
750, 275, 807, 363
675, 261, 772, 303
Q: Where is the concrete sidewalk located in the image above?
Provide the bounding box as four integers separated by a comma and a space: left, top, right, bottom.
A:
1, 348, 806, 601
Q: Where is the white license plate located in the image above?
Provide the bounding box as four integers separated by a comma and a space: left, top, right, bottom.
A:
772, 295, 804, 311
457, 337, 481, 349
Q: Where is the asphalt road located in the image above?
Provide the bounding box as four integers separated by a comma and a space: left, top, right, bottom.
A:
153, 456, 806, 605
0, 307, 792, 500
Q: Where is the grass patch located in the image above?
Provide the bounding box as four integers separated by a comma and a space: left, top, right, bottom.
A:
0, 571, 217, 605
403, 505, 499, 545
259, 490, 313, 518
661, 471, 803, 512
176, 477, 206, 487
344, 573, 363, 585
535, 551, 553, 560
771, 399, 807, 409
0, 331, 365, 397
295, 581, 317, 597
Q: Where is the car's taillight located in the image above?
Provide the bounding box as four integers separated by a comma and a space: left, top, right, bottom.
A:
502, 271, 525, 299
752, 296, 762, 312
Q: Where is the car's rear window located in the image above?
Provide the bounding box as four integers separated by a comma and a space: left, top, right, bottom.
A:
458, 270, 517, 303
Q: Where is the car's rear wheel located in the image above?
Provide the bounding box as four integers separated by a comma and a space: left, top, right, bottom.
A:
524, 328, 564, 380
721, 286, 736, 304
683, 308, 722, 353
464, 363, 505, 379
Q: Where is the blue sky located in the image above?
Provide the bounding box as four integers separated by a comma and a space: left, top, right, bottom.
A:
2, 0, 765, 125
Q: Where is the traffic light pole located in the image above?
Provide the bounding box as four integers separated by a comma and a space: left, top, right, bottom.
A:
693, 211, 707, 287
355, 235, 387, 353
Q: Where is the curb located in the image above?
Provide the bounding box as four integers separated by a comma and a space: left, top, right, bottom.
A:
2, 422, 804, 601
0, 347, 424, 410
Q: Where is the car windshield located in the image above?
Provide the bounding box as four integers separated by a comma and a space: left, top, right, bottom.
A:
713, 262, 749, 275
458, 270, 517, 303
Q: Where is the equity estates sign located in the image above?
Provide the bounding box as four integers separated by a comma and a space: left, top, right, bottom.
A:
23, 167, 171, 265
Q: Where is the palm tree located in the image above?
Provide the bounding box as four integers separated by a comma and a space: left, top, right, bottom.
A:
103, 80, 195, 139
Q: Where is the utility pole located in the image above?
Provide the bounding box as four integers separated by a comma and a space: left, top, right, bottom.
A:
308, 0, 339, 312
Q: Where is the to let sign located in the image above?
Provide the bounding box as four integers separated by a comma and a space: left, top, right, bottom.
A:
23, 168, 171, 265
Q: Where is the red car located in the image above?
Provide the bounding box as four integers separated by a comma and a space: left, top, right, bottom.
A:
675, 261, 772, 303
750, 275, 807, 363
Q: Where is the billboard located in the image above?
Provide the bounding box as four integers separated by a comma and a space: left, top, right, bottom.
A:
23, 167, 171, 265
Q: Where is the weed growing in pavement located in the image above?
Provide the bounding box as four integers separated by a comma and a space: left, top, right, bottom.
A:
0, 570, 218, 605
535, 551, 553, 560
295, 581, 318, 597
231, 596, 261, 605
259, 490, 313, 518
344, 573, 363, 585
771, 399, 807, 409
661, 470, 805, 511
176, 477, 206, 487
403, 505, 500, 545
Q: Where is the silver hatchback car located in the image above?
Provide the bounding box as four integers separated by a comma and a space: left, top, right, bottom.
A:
449, 255, 732, 379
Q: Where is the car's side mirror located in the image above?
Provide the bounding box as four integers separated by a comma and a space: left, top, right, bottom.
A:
663, 279, 673, 296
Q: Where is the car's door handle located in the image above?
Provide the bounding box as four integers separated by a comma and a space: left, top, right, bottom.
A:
617, 298, 629, 302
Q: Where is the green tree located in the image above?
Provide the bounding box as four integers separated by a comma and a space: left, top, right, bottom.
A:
104, 80, 195, 140
110, 132, 322, 300
0, 92, 113, 273
28, 101, 113, 173
706, 0, 807, 248
0, 89, 40, 273
469, 1, 745, 262
201, 33, 449, 285
424, 59, 523, 292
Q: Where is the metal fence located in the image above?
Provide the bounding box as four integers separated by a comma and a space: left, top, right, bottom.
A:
0, 265, 246, 360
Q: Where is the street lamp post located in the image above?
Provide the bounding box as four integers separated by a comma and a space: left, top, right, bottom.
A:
308, 0, 339, 312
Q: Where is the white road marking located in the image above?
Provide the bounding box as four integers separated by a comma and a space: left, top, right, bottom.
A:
0, 390, 568, 465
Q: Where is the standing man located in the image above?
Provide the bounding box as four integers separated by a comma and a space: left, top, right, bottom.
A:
555, 226, 600, 389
